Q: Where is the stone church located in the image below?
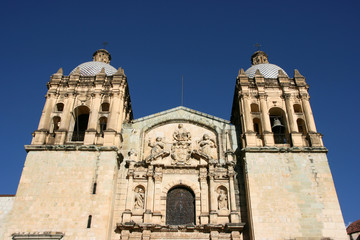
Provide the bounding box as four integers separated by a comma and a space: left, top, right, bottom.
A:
0, 49, 348, 240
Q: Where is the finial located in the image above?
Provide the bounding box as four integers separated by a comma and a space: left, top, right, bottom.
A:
103, 42, 108, 49
278, 69, 286, 77
114, 67, 125, 76
237, 68, 246, 77
294, 69, 304, 78
56, 68, 63, 74
255, 69, 263, 77
254, 43, 262, 51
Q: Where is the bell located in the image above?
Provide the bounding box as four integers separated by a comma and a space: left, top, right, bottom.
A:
272, 118, 284, 129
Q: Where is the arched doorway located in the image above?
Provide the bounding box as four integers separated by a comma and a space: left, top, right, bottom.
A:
166, 186, 195, 225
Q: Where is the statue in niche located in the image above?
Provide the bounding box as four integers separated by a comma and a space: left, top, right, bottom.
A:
171, 124, 192, 165
217, 188, 228, 210
145, 137, 169, 163
134, 187, 145, 209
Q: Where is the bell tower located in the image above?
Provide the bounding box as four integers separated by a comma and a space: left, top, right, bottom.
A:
32, 49, 132, 147
3, 50, 133, 240
231, 51, 347, 239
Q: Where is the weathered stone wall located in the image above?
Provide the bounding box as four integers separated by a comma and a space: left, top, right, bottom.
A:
2, 150, 118, 240
244, 151, 347, 240
0, 196, 14, 239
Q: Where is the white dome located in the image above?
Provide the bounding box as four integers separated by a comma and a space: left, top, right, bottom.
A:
70, 61, 117, 76
245, 63, 288, 78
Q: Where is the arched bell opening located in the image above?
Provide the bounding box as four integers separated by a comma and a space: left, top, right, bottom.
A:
98, 117, 107, 137
269, 107, 289, 144
51, 116, 61, 133
166, 186, 195, 226
297, 118, 307, 135
71, 106, 90, 141
253, 117, 262, 136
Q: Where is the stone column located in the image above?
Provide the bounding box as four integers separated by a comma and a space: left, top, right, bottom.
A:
209, 165, 217, 223
284, 93, 303, 146
199, 167, 209, 224
144, 166, 154, 223
241, 93, 253, 132
104, 91, 123, 146
301, 93, 317, 133
284, 94, 297, 132
259, 93, 274, 145
33, 94, 56, 144
123, 161, 135, 223
84, 93, 101, 145
56, 93, 76, 144
37, 94, 55, 130
228, 165, 239, 223
153, 166, 163, 224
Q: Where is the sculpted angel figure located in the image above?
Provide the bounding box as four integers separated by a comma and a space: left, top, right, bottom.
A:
148, 137, 165, 156
198, 134, 217, 157
134, 187, 145, 209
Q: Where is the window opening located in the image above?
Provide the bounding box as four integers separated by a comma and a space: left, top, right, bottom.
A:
250, 103, 260, 113
92, 183, 97, 194
293, 104, 302, 113
87, 215, 92, 228
56, 103, 64, 112
101, 102, 110, 112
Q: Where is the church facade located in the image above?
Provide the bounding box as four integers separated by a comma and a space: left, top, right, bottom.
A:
0, 49, 347, 240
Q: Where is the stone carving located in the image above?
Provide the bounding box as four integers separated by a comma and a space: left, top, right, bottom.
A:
145, 137, 169, 163
193, 134, 217, 161
217, 187, 228, 210
134, 186, 145, 209
171, 124, 192, 165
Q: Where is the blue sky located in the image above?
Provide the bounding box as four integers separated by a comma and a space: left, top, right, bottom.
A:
0, 0, 359, 225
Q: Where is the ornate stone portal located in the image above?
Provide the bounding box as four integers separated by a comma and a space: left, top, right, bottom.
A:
115, 110, 243, 240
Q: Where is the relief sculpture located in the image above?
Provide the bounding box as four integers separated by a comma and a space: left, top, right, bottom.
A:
134, 186, 145, 209
217, 187, 228, 210
171, 124, 192, 165
193, 134, 217, 161
145, 137, 169, 163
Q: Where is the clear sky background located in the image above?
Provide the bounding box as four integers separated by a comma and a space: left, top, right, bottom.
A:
0, 0, 359, 226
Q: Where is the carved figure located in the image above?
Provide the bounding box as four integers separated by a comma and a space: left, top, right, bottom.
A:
149, 137, 165, 156
173, 124, 191, 142
146, 137, 169, 163
198, 134, 216, 157
217, 188, 228, 210
134, 187, 145, 209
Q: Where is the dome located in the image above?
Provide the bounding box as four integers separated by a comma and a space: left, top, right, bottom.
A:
245, 63, 288, 78
347, 219, 360, 234
70, 61, 118, 76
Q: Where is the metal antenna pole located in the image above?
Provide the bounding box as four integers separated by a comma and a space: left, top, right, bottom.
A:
181, 75, 184, 106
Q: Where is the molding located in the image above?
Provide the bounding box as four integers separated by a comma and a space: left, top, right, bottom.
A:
24, 145, 118, 152
242, 146, 328, 153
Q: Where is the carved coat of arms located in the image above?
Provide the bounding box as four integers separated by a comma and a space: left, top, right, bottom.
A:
171, 124, 192, 165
